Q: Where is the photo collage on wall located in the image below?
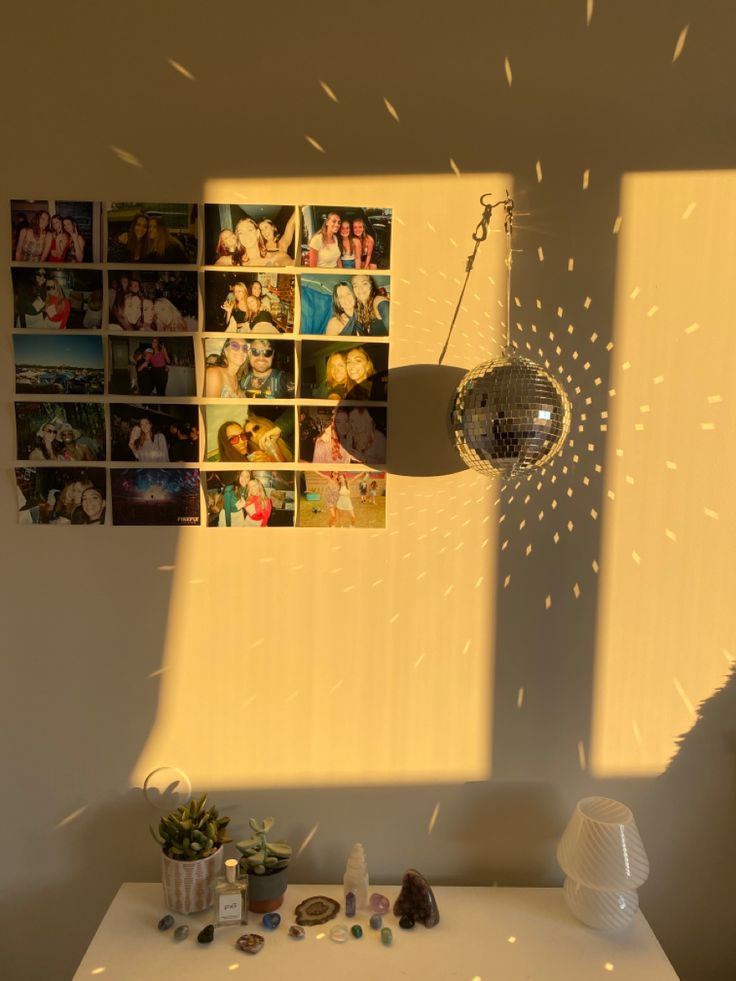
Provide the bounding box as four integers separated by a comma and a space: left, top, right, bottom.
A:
10, 199, 391, 528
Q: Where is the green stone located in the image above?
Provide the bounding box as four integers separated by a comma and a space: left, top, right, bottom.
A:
351, 924, 363, 938
380, 926, 393, 946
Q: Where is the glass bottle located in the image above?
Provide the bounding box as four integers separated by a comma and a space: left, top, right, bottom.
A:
214, 858, 248, 926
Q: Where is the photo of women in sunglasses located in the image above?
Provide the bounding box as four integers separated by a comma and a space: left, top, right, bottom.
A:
204, 404, 295, 463
299, 341, 388, 401
204, 470, 296, 527
204, 271, 294, 333
12, 269, 104, 330
203, 338, 295, 399
15, 402, 105, 462
204, 204, 297, 267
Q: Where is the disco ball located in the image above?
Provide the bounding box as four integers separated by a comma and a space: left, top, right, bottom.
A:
451, 353, 572, 477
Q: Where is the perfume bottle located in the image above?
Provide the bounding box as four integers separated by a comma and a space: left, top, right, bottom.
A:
214, 859, 248, 926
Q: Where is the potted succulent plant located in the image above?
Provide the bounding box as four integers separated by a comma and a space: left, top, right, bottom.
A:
150, 793, 231, 914
236, 817, 292, 912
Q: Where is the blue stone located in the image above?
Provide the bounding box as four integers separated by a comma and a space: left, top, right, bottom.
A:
380, 926, 393, 947
370, 914, 383, 930
157, 915, 174, 931
345, 891, 356, 917
262, 912, 281, 930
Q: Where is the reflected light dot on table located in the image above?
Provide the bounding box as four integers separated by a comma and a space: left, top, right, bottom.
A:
507, 935, 517, 944
604, 964, 615, 972
90, 970, 106, 976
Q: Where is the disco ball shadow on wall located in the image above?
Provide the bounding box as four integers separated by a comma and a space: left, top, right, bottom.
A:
451, 354, 572, 478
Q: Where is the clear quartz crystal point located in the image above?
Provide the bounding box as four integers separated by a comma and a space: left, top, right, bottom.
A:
343, 843, 369, 909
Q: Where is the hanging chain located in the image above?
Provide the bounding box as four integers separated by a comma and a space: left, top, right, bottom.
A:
438, 191, 515, 365
503, 194, 514, 354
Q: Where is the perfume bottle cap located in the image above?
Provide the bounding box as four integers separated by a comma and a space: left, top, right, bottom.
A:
225, 858, 238, 883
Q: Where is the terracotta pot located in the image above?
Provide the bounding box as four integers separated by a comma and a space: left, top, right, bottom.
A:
247, 867, 289, 913
161, 846, 224, 914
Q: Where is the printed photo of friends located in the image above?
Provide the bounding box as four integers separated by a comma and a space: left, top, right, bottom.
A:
301, 206, 392, 269
300, 273, 390, 337
299, 405, 387, 466
109, 403, 199, 463
106, 203, 198, 264
15, 467, 107, 525
297, 470, 385, 529
110, 468, 201, 526
14, 335, 104, 395
203, 204, 297, 268
15, 402, 105, 462
204, 271, 294, 333
108, 336, 196, 397
203, 337, 295, 399
12, 267, 103, 330
204, 404, 295, 464
107, 271, 198, 331
11, 200, 101, 263
299, 341, 388, 401
204, 469, 295, 527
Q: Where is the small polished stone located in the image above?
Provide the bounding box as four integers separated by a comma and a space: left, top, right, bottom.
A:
351, 924, 363, 938
329, 925, 349, 943
345, 891, 356, 917
380, 926, 393, 947
235, 933, 264, 954
197, 924, 215, 944
157, 914, 175, 931
288, 924, 305, 939
369, 914, 383, 931
399, 915, 415, 930
173, 925, 189, 941
262, 912, 281, 930
369, 893, 390, 914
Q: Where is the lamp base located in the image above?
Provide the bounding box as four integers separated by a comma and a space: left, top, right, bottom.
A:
563, 876, 639, 930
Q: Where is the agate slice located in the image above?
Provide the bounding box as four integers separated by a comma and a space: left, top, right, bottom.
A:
294, 895, 341, 926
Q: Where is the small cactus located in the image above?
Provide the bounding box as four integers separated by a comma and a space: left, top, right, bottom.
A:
150, 793, 231, 861
236, 817, 292, 875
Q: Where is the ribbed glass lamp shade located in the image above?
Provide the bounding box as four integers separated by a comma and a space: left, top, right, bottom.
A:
451, 353, 571, 477
557, 797, 649, 891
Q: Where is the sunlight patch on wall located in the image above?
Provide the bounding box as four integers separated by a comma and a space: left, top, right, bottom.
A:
592, 171, 736, 776
131, 173, 508, 788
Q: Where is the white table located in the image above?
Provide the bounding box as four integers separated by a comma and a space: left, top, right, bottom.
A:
74, 883, 678, 980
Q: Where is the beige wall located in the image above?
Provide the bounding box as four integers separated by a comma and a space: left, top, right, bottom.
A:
2, 3, 735, 979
